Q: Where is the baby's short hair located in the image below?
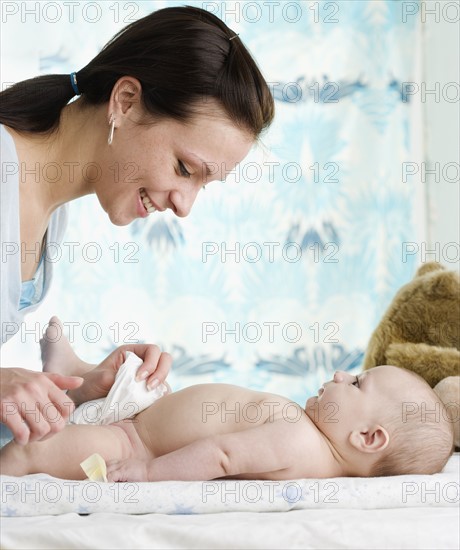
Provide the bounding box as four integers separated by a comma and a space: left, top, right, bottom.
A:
369, 369, 455, 477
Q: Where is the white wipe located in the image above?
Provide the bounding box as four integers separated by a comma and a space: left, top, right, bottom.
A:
71, 351, 168, 425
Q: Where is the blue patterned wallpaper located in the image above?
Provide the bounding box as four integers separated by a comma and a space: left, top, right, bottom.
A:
1, 1, 425, 405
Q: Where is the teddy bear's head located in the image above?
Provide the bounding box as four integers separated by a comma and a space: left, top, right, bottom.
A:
363, 262, 460, 448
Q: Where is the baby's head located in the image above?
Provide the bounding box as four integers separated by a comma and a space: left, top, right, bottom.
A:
305, 365, 454, 477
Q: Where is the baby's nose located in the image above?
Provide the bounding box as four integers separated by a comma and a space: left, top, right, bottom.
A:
333, 371, 352, 383
333, 371, 344, 382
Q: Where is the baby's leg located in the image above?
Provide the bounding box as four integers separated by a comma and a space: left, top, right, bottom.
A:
0, 423, 137, 480
40, 316, 96, 377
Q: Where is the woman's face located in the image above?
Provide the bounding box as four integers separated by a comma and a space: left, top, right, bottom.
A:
94, 105, 254, 226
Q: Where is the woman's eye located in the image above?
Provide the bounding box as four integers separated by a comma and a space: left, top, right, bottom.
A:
178, 161, 191, 178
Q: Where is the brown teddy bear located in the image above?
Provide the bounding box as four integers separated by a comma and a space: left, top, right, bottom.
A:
362, 261, 459, 448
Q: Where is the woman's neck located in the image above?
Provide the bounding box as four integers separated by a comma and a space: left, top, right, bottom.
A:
4, 101, 104, 217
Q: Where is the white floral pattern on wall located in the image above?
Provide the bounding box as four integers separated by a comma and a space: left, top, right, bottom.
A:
1, 1, 424, 406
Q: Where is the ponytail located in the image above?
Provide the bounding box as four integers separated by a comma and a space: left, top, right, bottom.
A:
0, 6, 274, 139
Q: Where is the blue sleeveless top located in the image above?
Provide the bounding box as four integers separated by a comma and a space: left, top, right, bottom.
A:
19, 249, 46, 310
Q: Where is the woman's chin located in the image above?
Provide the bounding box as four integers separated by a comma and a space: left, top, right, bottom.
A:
107, 210, 133, 227
112, 218, 131, 227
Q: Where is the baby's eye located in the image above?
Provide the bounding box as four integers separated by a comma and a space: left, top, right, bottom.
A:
178, 161, 191, 178
352, 376, 360, 388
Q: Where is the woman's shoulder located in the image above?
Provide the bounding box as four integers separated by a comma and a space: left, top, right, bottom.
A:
0, 124, 18, 160
0, 124, 20, 232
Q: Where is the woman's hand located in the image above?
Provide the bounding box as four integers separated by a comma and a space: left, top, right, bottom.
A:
67, 344, 173, 406
0, 368, 83, 445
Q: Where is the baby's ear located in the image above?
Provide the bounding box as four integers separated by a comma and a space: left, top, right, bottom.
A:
349, 425, 390, 453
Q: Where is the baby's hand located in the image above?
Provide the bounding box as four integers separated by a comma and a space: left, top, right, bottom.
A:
106, 458, 150, 482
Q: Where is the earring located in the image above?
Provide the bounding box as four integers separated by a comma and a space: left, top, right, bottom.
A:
108, 114, 115, 145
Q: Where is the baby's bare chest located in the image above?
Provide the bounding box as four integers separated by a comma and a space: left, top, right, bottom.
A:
164, 385, 296, 429
201, 389, 297, 426
135, 384, 302, 456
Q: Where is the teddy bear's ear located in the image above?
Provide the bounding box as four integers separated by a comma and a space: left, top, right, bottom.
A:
386, 343, 460, 387
415, 262, 445, 278
424, 269, 460, 299
434, 376, 460, 449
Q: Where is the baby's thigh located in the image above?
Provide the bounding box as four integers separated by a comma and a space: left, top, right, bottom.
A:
0, 424, 135, 479
109, 417, 152, 461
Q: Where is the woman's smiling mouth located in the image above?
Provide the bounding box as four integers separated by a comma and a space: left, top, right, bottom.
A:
139, 188, 157, 214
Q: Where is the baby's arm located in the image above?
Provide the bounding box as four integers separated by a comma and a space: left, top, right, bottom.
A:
107, 419, 303, 482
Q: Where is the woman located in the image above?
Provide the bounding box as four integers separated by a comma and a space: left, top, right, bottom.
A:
0, 6, 274, 445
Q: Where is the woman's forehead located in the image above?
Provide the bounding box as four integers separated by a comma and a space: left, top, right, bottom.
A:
179, 123, 252, 165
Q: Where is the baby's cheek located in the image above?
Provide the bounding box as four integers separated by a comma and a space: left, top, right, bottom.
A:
318, 401, 342, 428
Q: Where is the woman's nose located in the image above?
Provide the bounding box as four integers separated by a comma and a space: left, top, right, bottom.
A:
170, 186, 201, 218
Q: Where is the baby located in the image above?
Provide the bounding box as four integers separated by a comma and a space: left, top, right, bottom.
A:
0, 332, 454, 482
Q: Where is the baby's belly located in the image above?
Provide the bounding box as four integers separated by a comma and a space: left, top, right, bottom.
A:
125, 384, 298, 458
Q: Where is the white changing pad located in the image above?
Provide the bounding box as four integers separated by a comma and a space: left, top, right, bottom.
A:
1, 453, 458, 517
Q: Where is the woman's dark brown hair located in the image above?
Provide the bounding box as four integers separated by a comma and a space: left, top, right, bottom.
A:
0, 6, 274, 139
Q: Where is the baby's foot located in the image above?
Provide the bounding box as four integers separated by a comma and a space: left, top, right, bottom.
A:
40, 316, 93, 377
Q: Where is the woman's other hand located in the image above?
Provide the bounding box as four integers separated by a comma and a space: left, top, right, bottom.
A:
67, 344, 172, 406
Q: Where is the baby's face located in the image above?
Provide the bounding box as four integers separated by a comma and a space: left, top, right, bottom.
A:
305, 365, 410, 444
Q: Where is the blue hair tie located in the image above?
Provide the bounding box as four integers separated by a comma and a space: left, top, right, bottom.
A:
70, 72, 80, 95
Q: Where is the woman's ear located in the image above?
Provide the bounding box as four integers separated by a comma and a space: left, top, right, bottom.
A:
349, 425, 390, 454
108, 76, 143, 121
